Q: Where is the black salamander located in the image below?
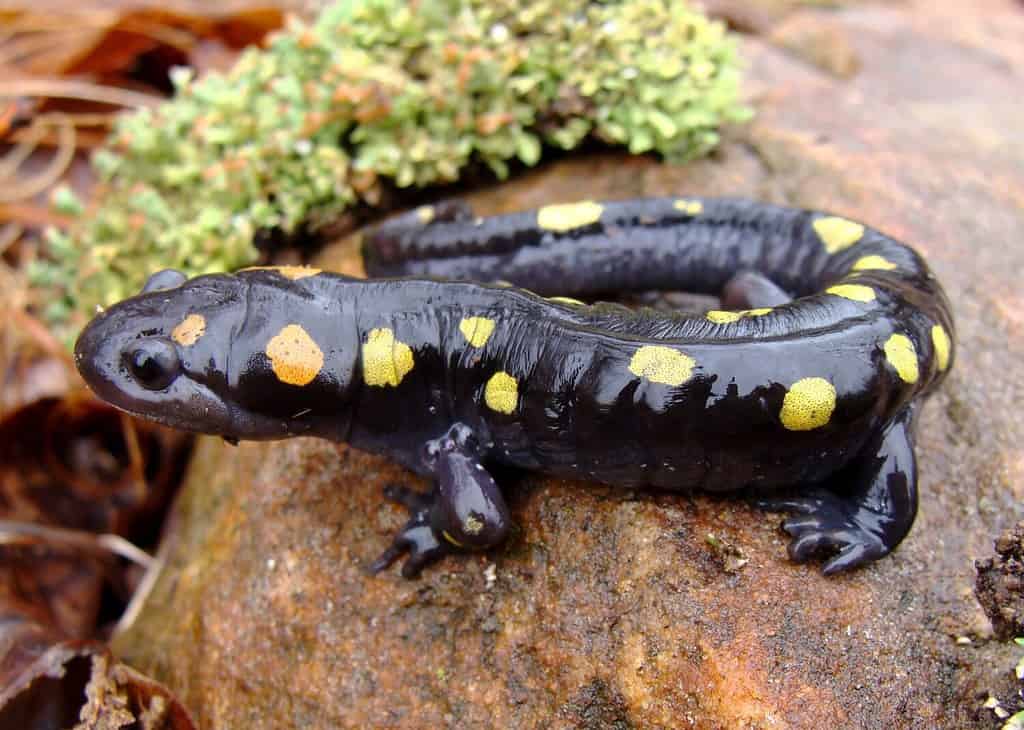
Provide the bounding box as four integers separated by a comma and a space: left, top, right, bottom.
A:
74, 197, 954, 577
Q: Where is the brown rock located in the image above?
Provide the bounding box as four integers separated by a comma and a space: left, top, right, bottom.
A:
111, 1, 1024, 727
702, 0, 803, 35
768, 11, 861, 79
976, 522, 1024, 641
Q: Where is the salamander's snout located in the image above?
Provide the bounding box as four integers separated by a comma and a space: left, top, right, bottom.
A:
74, 304, 133, 404
75, 269, 191, 400
75, 298, 184, 404
72, 274, 240, 435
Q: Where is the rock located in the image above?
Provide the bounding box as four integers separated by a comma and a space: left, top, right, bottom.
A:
976, 522, 1024, 641
702, 0, 803, 35
110, 1, 1024, 727
768, 11, 861, 78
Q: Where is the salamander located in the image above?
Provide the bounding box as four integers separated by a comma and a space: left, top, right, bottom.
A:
74, 197, 955, 577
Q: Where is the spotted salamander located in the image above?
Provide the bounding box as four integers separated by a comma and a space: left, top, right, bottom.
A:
74, 197, 954, 577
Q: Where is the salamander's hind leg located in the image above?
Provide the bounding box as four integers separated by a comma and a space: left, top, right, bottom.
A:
720, 270, 793, 309
369, 423, 510, 578
758, 407, 919, 575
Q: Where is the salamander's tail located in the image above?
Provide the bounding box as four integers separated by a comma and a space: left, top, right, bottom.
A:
362, 196, 952, 360
365, 197, 822, 296
364, 197, 921, 298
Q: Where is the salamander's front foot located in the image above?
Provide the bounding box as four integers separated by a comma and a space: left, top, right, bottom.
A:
369, 423, 512, 579
369, 484, 451, 579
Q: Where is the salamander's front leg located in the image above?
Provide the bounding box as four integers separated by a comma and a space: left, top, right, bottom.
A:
759, 407, 919, 575
369, 423, 510, 578
720, 270, 793, 309
368, 485, 446, 578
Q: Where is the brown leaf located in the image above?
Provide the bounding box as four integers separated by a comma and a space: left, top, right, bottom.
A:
0, 96, 35, 141
0, 397, 189, 536
0, 201, 73, 229
0, 618, 100, 728
0, 615, 196, 730
1, 7, 283, 79
209, 8, 286, 48
0, 391, 195, 725
0, 349, 71, 419
0, 545, 104, 640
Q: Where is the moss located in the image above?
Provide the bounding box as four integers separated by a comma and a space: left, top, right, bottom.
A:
35, 0, 750, 341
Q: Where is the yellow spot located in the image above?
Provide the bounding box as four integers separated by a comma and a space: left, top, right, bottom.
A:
826, 284, 876, 302
780, 377, 837, 431
931, 324, 951, 371
813, 217, 864, 253
442, 530, 464, 548
537, 201, 604, 232
243, 265, 321, 280
673, 199, 703, 215
464, 515, 483, 534
459, 317, 496, 348
884, 333, 919, 384
416, 205, 434, 223
484, 371, 518, 414
548, 296, 585, 306
705, 308, 772, 324
852, 255, 897, 272
266, 324, 324, 386
362, 328, 415, 387
628, 346, 695, 386
171, 313, 206, 346
706, 310, 742, 324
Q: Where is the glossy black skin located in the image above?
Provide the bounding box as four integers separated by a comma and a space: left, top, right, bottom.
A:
74, 197, 954, 577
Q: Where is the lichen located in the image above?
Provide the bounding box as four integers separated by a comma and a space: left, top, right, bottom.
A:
34, 0, 751, 341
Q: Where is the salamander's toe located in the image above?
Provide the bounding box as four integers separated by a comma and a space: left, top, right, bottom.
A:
822, 543, 871, 576
369, 484, 452, 578
758, 489, 887, 574
381, 483, 433, 512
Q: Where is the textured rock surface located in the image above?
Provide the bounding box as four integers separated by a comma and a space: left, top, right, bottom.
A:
111, 1, 1024, 727
976, 522, 1024, 641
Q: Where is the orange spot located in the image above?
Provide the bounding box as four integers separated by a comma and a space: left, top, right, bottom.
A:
171, 314, 206, 346
266, 325, 324, 386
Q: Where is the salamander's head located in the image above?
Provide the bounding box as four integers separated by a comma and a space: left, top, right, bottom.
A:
75, 269, 248, 435
76, 267, 360, 441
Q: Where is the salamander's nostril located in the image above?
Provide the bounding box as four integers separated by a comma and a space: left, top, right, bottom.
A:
74, 320, 103, 383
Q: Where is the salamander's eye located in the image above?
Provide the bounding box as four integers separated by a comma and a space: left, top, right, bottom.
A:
140, 268, 187, 293
124, 338, 180, 390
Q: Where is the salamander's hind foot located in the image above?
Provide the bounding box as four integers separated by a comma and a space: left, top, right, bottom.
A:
369, 484, 451, 579
757, 407, 920, 576
759, 490, 889, 575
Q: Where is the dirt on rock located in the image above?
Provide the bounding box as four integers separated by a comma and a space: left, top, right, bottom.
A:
110, 1, 1024, 727
976, 522, 1024, 642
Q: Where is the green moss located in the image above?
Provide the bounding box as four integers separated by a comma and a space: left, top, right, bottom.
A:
36, 0, 750, 340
